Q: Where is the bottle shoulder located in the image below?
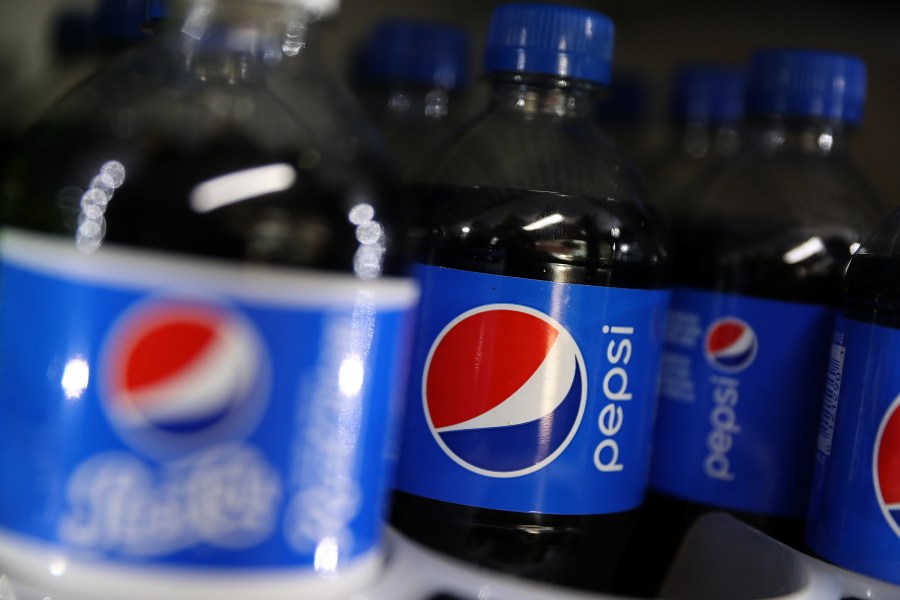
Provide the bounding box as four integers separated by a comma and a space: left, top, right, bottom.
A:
667, 148, 890, 304
410, 183, 667, 289
420, 110, 648, 201
680, 148, 888, 236
0, 36, 399, 276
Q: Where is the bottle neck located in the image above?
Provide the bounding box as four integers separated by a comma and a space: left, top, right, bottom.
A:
743, 114, 852, 158
673, 121, 741, 160
486, 73, 604, 119
366, 84, 455, 122
165, 0, 315, 83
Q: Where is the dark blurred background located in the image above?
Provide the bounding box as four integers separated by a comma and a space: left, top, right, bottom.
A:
2, 0, 899, 200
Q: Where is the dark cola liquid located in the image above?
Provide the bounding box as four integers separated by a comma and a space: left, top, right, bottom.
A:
629, 220, 860, 596
1, 123, 396, 274
842, 253, 900, 329
404, 184, 666, 288
391, 184, 666, 593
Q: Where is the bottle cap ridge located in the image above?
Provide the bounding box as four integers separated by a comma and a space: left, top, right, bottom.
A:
746, 48, 866, 124
483, 3, 615, 85
671, 65, 745, 125
358, 19, 470, 90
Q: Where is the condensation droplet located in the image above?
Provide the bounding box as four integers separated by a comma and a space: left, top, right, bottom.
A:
90, 173, 116, 196
282, 20, 308, 57
76, 217, 107, 253
348, 203, 374, 225
355, 221, 383, 245
80, 202, 104, 219
354, 247, 382, 280
81, 188, 110, 209
101, 161, 126, 188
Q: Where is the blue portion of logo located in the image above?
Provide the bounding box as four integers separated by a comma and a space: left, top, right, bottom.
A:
650, 287, 834, 517
0, 240, 415, 570
394, 264, 670, 515
806, 315, 900, 586
438, 362, 584, 473
704, 318, 758, 373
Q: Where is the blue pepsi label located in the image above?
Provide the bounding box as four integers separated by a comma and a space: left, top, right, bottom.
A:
0, 229, 418, 570
650, 287, 834, 517
393, 264, 670, 515
807, 316, 900, 585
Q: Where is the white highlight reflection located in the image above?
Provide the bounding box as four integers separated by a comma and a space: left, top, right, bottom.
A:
783, 236, 825, 264
48, 555, 68, 577
77, 160, 125, 253
850, 242, 861, 254
314, 536, 339, 576
61, 357, 90, 400
190, 164, 297, 213
523, 214, 564, 231
338, 355, 364, 397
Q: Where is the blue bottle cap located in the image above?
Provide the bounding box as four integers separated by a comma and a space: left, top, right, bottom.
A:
94, 0, 155, 43
145, 0, 168, 23
358, 20, 470, 90
597, 72, 648, 124
483, 3, 615, 85
746, 48, 866, 124
54, 10, 97, 55
671, 65, 745, 125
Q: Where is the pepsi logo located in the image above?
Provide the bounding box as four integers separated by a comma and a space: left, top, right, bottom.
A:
874, 393, 900, 538
101, 299, 270, 458
422, 304, 586, 478
704, 318, 758, 373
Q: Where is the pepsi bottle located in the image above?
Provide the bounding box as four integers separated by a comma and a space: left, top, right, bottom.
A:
0, 0, 417, 598
352, 19, 471, 179
806, 207, 900, 587
594, 70, 651, 167
389, 3, 669, 592
54, 0, 155, 60
644, 64, 744, 213
642, 48, 888, 587
2, 0, 156, 173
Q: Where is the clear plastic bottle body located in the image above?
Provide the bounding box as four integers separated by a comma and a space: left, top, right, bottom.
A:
840, 210, 900, 325
804, 208, 900, 585
350, 19, 470, 181
0, 2, 416, 599
640, 113, 889, 594
643, 64, 745, 229
404, 73, 665, 284
2, 1, 402, 273
391, 71, 668, 593
356, 82, 466, 180
670, 116, 885, 301
645, 119, 741, 219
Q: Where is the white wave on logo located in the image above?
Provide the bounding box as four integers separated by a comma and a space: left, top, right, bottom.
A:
436, 332, 577, 433
714, 327, 756, 358
115, 320, 260, 426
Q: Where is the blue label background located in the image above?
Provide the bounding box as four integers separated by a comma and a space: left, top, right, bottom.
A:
806, 316, 900, 585
0, 255, 414, 569
650, 287, 834, 517
393, 264, 670, 515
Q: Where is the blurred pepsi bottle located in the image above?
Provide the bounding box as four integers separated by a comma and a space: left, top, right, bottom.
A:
389, 3, 669, 592
0, 0, 156, 174
806, 208, 900, 586
352, 19, 471, 179
642, 48, 888, 588
54, 0, 156, 59
0, 0, 417, 598
595, 70, 652, 167
644, 64, 744, 214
